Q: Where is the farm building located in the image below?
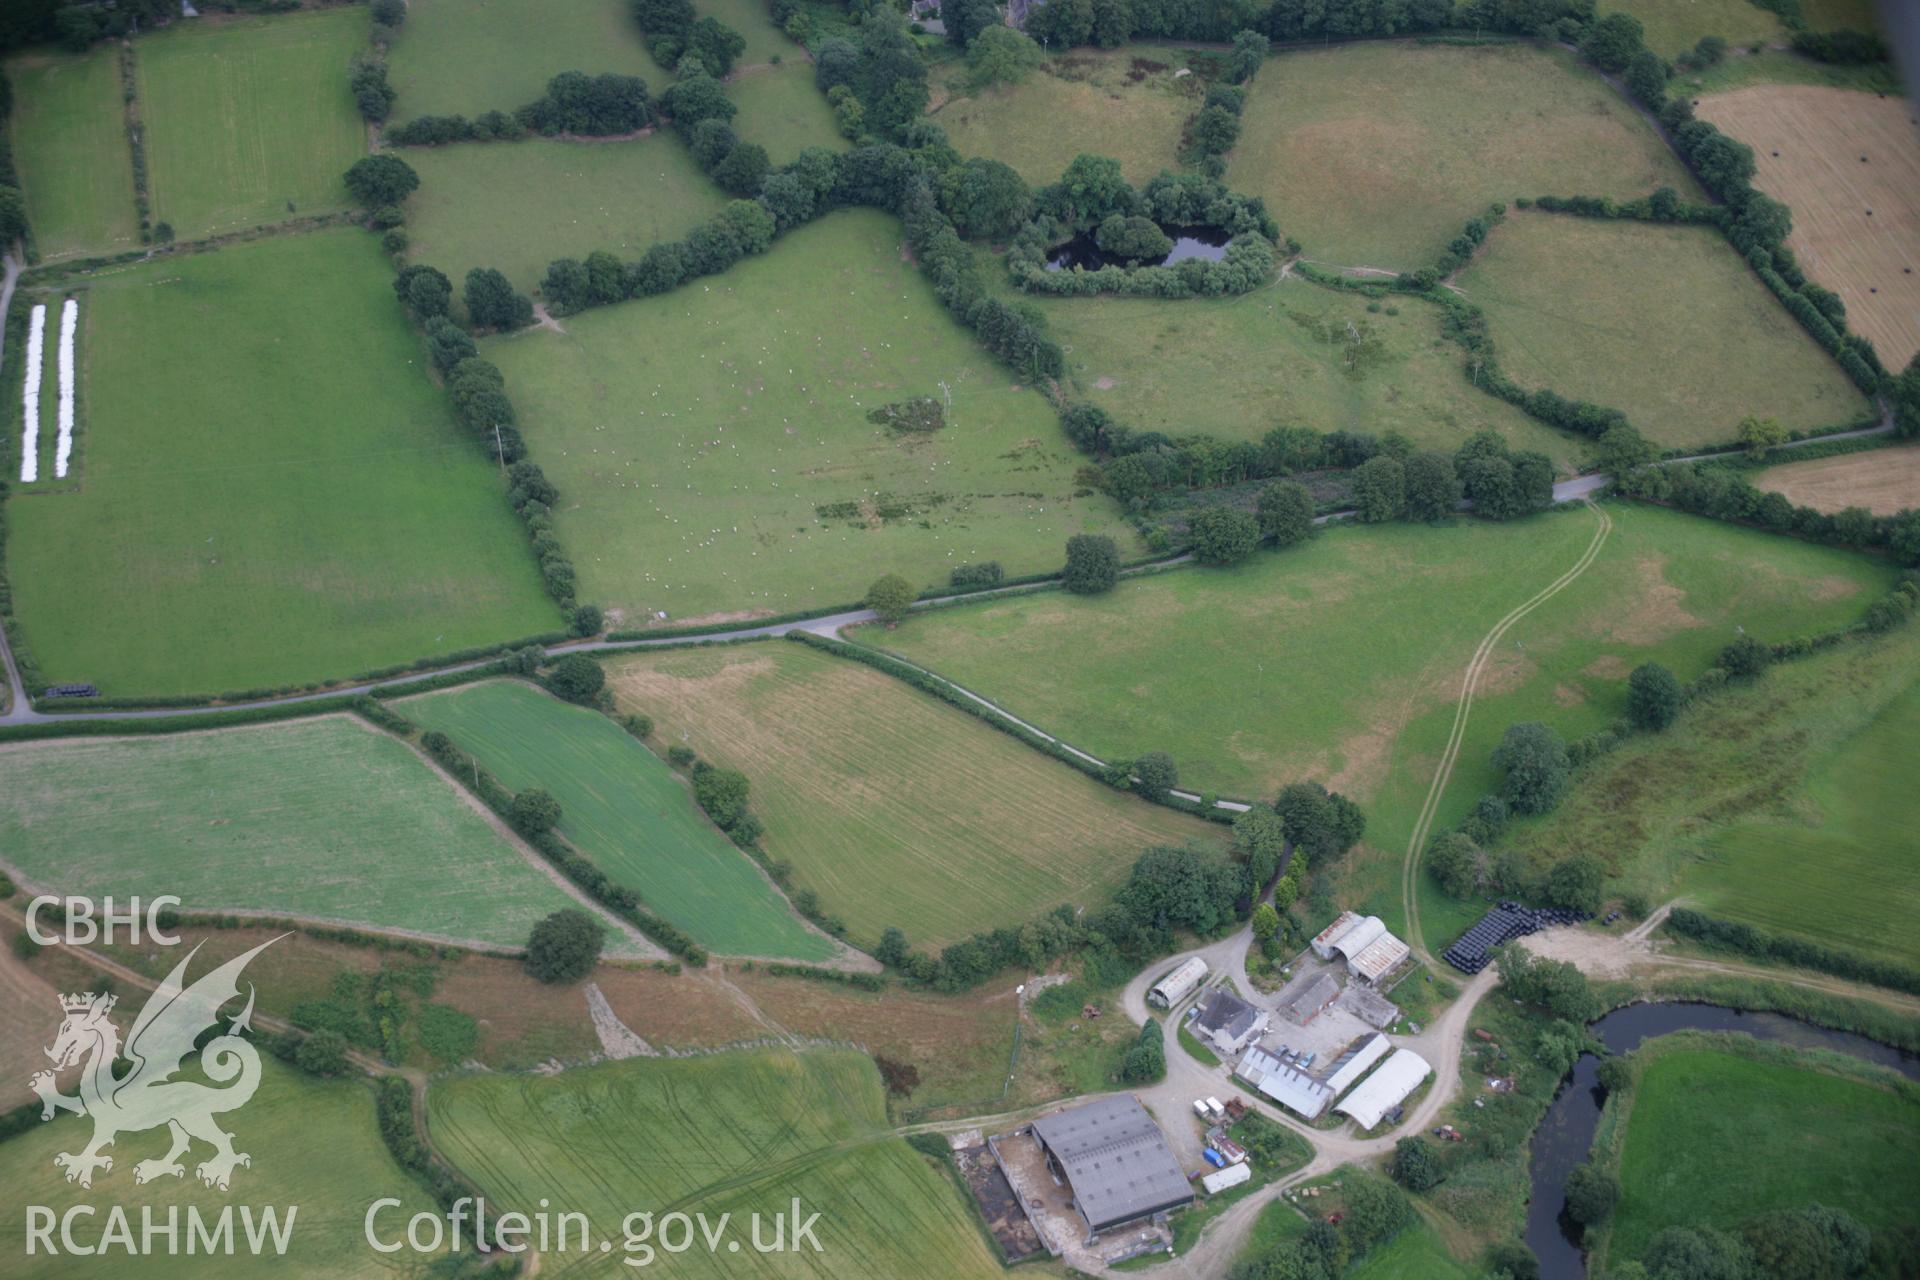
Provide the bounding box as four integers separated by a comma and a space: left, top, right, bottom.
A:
1149, 956, 1208, 1009
1322, 1033, 1392, 1098
1028, 1096, 1194, 1239
1334, 1049, 1432, 1131
1235, 1045, 1333, 1120
1311, 910, 1363, 960
1190, 988, 1269, 1056
1278, 972, 1341, 1025
1312, 912, 1410, 985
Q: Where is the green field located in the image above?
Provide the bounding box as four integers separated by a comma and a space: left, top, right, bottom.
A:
0, 1058, 449, 1277
389, 0, 653, 120
483, 209, 1139, 624
605, 641, 1224, 949
1019, 271, 1580, 466
403, 136, 730, 297
1459, 213, 1870, 448
402, 679, 835, 960
700, 0, 799, 65
428, 1048, 1006, 1279
1348, 1221, 1476, 1279
0, 715, 614, 950
1228, 42, 1696, 271
2, 50, 138, 261
134, 9, 368, 241
930, 46, 1196, 185
729, 64, 843, 164
5, 230, 558, 695
1609, 1042, 1920, 1263
1600, 0, 1782, 58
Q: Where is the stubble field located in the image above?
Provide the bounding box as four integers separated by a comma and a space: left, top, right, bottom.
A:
1753, 441, 1920, 515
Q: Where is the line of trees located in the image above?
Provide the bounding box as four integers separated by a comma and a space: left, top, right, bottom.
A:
384, 71, 654, 146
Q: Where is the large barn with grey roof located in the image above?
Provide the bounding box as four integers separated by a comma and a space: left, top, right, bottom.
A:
1028, 1095, 1193, 1238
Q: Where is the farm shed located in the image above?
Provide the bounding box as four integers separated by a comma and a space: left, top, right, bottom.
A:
1310, 910, 1363, 960
1201, 1163, 1251, 1195
1191, 988, 1269, 1056
1236, 1045, 1333, 1120
1278, 972, 1341, 1025
1334, 1049, 1431, 1131
1149, 957, 1208, 1009
1313, 913, 1410, 985
1028, 1096, 1194, 1238
1322, 1033, 1392, 1099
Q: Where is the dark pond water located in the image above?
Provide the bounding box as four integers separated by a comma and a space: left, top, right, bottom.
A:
1524, 1002, 1919, 1280
1044, 223, 1230, 272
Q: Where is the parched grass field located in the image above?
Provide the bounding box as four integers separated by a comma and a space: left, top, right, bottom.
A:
401, 679, 836, 961
484, 209, 1139, 624
1755, 441, 1920, 515
0, 715, 607, 950
428, 1049, 1006, 1279
1019, 272, 1580, 466
388, 0, 653, 120
5, 230, 558, 696
1607, 1041, 1920, 1264
1459, 213, 1872, 448
1599, 0, 1782, 58
930, 46, 1197, 185
133, 9, 368, 241
728, 64, 843, 164
1698, 85, 1920, 367
1228, 42, 1696, 271
604, 641, 1224, 950
2, 50, 138, 261
0, 1058, 449, 1277
403, 136, 729, 296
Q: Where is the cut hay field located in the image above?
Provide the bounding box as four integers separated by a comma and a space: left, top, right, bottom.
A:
2, 50, 138, 261
605, 641, 1224, 950
1755, 441, 1920, 515
0, 1058, 449, 1278
401, 679, 836, 961
878, 504, 1895, 946
0, 714, 609, 950
427, 1049, 1006, 1280
1016, 271, 1579, 467
1607, 1041, 1920, 1264
4, 230, 558, 696
1698, 85, 1920, 367
1599, 0, 1781, 58
728, 63, 843, 164
133, 9, 368, 241
1458, 213, 1871, 448
1228, 42, 1695, 271
388, 0, 652, 120
403, 136, 729, 296
930, 46, 1197, 185
483, 209, 1138, 624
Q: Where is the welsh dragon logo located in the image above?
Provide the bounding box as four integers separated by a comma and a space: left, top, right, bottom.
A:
30, 937, 281, 1191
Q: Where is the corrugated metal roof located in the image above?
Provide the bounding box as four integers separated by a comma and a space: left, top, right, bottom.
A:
1349, 933, 1410, 984
1335, 1049, 1432, 1130
1332, 916, 1387, 960
1030, 1096, 1193, 1232
1323, 1033, 1392, 1098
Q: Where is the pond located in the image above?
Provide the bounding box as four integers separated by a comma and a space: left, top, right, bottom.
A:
1044, 223, 1230, 272
1524, 1002, 1920, 1280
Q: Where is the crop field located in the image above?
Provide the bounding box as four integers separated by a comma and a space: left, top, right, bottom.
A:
389, 0, 653, 120
1228, 42, 1695, 271
605, 641, 1223, 949
0, 1058, 448, 1277
483, 209, 1138, 624
401, 679, 836, 960
1018, 271, 1580, 466
1755, 441, 1920, 515
728, 64, 844, 164
0, 933, 63, 1108
1459, 213, 1871, 448
1607, 1043, 1920, 1264
930, 46, 1197, 185
2, 50, 138, 261
4, 230, 558, 695
1698, 85, 1920, 367
0, 715, 609, 950
427, 1049, 1006, 1279
133, 9, 368, 241
404, 136, 730, 296
1599, 0, 1781, 58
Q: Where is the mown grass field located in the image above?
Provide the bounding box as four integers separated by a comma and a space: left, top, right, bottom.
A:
1599, 0, 1782, 58
1459, 213, 1871, 448
1608, 1042, 1920, 1264
930, 46, 1197, 185
402, 679, 835, 960
878, 504, 1895, 947
1228, 42, 1696, 271
1754, 441, 1920, 515
0, 715, 603, 949
2, 50, 138, 261
484, 209, 1139, 625
389, 0, 653, 120
5, 230, 558, 695
1017, 271, 1580, 466
1347, 1221, 1476, 1279
0, 1058, 449, 1277
134, 9, 367, 241
427, 1049, 1006, 1279
728, 64, 843, 164
605, 641, 1223, 949
404, 136, 729, 297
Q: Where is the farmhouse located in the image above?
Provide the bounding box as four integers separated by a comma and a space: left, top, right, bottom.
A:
1027, 1096, 1194, 1240
1311, 912, 1410, 985
1149, 956, 1208, 1009
1189, 988, 1269, 1056
1335, 1048, 1432, 1131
